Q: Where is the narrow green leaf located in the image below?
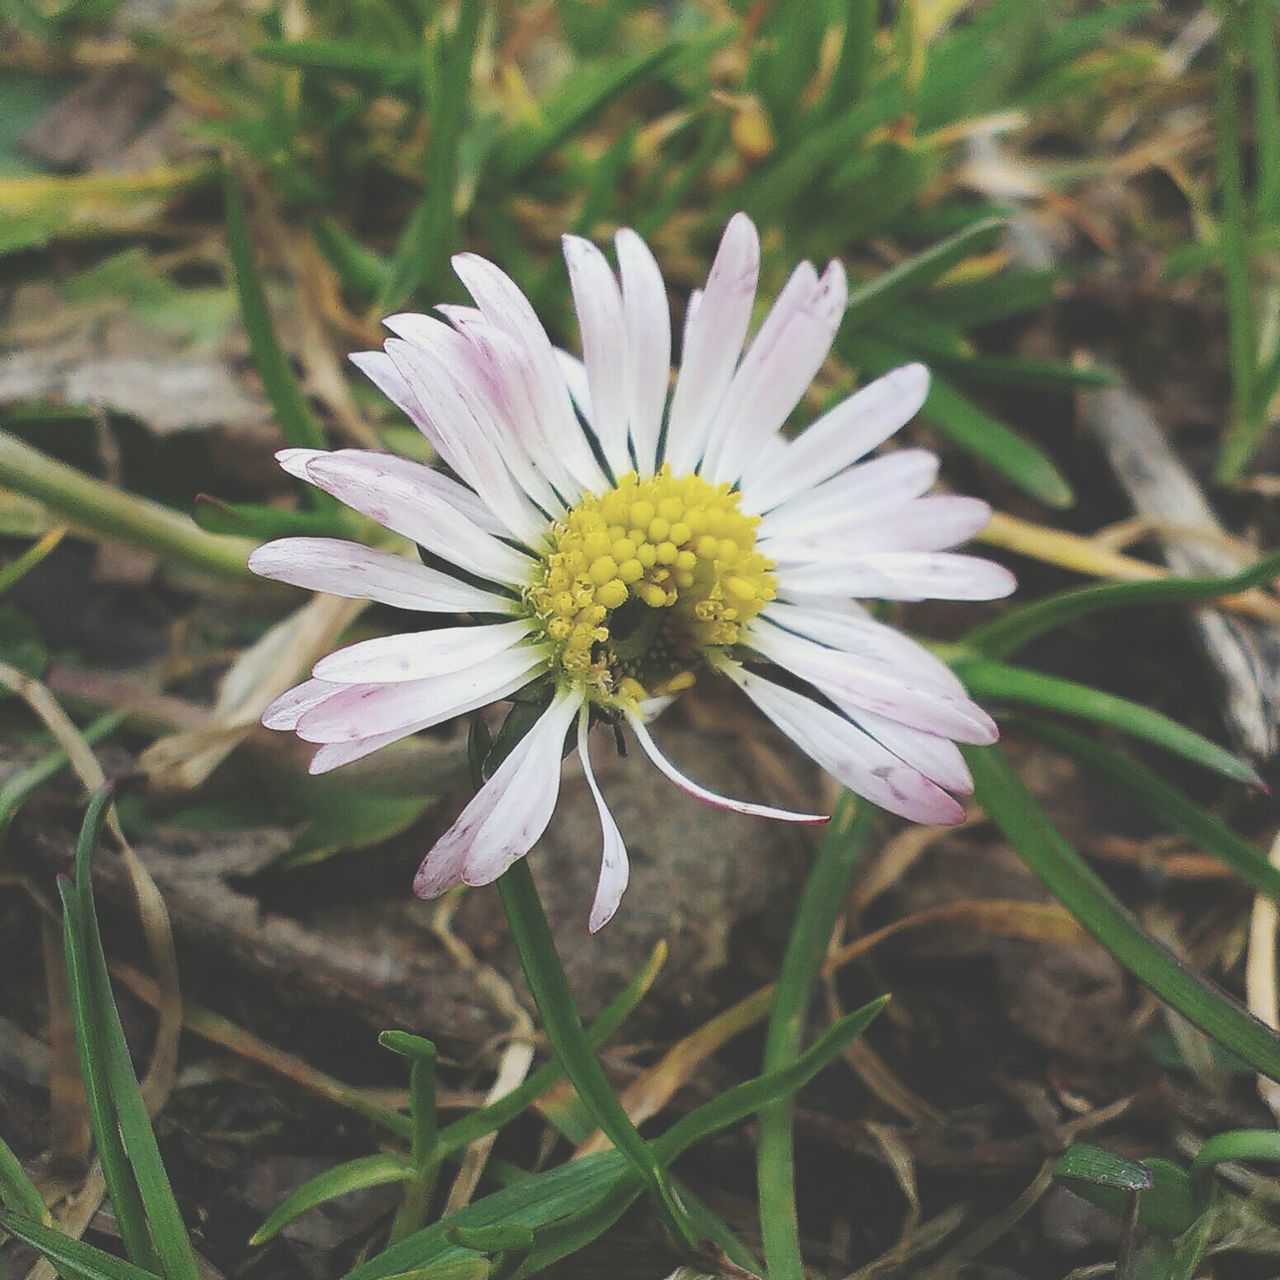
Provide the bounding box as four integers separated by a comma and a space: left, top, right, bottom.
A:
447, 1223, 534, 1252
967, 745, 1280, 1083
927, 267, 1057, 327
926, 351, 1113, 391
758, 795, 877, 1280
310, 217, 392, 302
67, 789, 200, 1280
385, 1262, 490, 1280
191, 495, 352, 540
1028, 721, 1280, 906
253, 40, 419, 93
249, 1154, 412, 1245
1053, 1154, 1198, 1239
964, 550, 1280, 659
1054, 1144, 1154, 1192
956, 657, 1261, 786
0, 1136, 50, 1223
223, 170, 327, 451
1193, 1128, 1280, 1171
0, 1209, 161, 1280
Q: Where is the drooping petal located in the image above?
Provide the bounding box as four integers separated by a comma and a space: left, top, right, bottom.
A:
615, 227, 671, 476
296, 644, 547, 743
778, 551, 1017, 602
262, 677, 346, 730
703, 259, 849, 485
722, 662, 966, 825
577, 707, 629, 932
248, 538, 518, 614
738, 363, 930, 513
563, 234, 632, 479
298, 451, 535, 586
848, 708, 974, 795
625, 709, 826, 823
309, 728, 418, 775
414, 688, 583, 897
664, 213, 761, 473
312, 620, 535, 684
746, 619, 997, 744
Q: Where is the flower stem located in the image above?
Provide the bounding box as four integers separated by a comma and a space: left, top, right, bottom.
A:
757, 794, 878, 1280
0, 430, 257, 580
495, 858, 697, 1248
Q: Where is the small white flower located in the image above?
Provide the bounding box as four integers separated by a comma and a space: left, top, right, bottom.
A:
251, 214, 1015, 931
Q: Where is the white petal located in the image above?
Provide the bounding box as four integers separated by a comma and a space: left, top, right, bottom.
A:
722, 663, 965, 825
555, 348, 593, 426
452, 252, 608, 495
779, 551, 1017, 602
262, 677, 345, 730
747, 619, 997, 744
563, 235, 632, 479
248, 538, 518, 613
761, 602, 969, 696
847, 709, 974, 794
312, 620, 533, 684
615, 228, 671, 476
739, 363, 930, 512
663, 213, 761, 473
309, 728, 415, 774
295, 644, 546, 743
299, 451, 535, 586
625, 710, 826, 823
577, 708, 630, 932
756, 449, 940, 539
762, 496, 993, 563
704, 259, 849, 485
414, 688, 583, 897
276, 446, 325, 481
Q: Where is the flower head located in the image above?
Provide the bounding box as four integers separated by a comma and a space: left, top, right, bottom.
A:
251, 215, 1015, 930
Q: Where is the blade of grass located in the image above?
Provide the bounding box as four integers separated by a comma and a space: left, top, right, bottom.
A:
966, 744, 1280, 1082
963, 549, 1280, 659
65, 787, 199, 1280
249, 1155, 412, 1246
0, 1136, 50, 1224
1026, 720, 1280, 906
1246, 0, 1280, 220
0, 1209, 162, 1280
955, 657, 1261, 786
757, 795, 878, 1280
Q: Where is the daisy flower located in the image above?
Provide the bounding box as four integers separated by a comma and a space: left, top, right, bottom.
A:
250, 214, 1015, 931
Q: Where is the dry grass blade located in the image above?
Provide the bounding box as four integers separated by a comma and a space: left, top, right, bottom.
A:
1247, 829, 1280, 1122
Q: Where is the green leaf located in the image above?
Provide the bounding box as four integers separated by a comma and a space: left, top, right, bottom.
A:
253, 40, 419, 93
310, 217, 392, 303
966, 744, 1280, 1084
956, 657, 1261, 786
249, 1154, 412, 1246
223, 170, 328, 452
0, 1136, 50, 1223
1054, 1143, 1153, 1192
385, 1263, 490, 1280
1053, 1151, 1198, 1239
1028, 721, 1280, 906
1193, 1129, 1280, 1171
964, 550, 1280, 659
927, 267, 1057, 327
277, 787, 437, 870
191, 496, 353, 540
0, 1209, 162, 1280
447, 1224, 534, 1253
63, 788, 200, 1280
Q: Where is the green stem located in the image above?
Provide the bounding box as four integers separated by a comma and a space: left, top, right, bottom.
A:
757, 795, 877, 1280
0, 431, 256, 580
495, 859, 696, 1248
1246, 0, 1280, 220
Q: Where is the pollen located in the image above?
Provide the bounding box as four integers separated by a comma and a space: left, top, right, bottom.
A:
525, 466, 775, 706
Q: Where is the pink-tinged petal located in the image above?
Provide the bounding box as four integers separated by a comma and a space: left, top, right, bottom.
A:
761, 602, 968, 696
451, 252, 608, 495
248, 538, 517, 614
779, 551, 1017, 602
762, 496, 993, 563
756, 449, 940, 539
276, 447, 326, 481
300, 451, 535, 586
625, 709, 826, 823
703, 259, 849, 485
664, 213, 761, 473
739, 363, 929, 513
563, 235, 632, 479
577, 708, 630, 932
383, 338, 547, 544
262, 677, 346, 730
313, 620, 534, 684
722, 663, 965, 825
309, 728, 415, 774
746, 620, 997, 744
414, 688, 583, 897
849, 709, 975, 794
615, 228, 671, 476
296, 644, 546, 743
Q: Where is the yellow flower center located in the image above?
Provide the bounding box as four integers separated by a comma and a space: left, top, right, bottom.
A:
525, 466, 775, 706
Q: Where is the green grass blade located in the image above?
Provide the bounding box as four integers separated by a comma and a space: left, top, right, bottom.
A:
1193, 1128, 1280, 1171
249, 1154, 411, 1245
956, 658, 1261, 786
68, 788, 200, 1280
0, 1136, 50, 1224
0, 1209, 162, 1280
223, 170, 328, 451
252, 40, 419, 94
966, 744, 1280, 1083
964, 550, 1280, 659
1027, 720, 1280, 906
757, 795, 877, 1280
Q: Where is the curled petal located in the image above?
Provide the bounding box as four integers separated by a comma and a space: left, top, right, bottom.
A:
578, 707, 630, 932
